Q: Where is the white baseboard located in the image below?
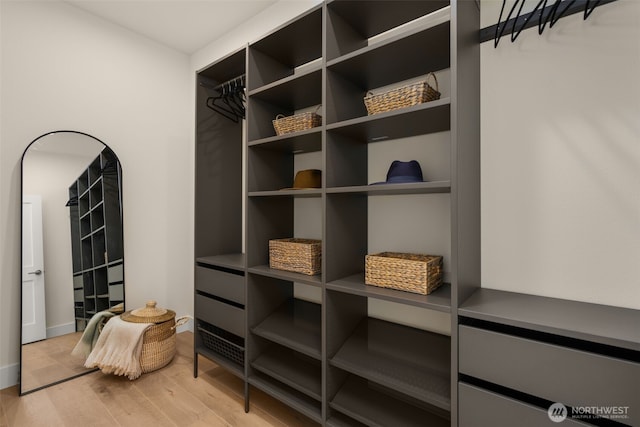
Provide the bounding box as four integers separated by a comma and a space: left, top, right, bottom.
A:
47, 322, 75, 339
0, 363, 19, 390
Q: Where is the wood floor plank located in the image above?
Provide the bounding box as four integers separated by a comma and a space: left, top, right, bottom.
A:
87, 373, 177, 427
165, 362, 279, 427
0, 389, 10, 427
44, 374, 118, 427
2, 331, 321, 427
0, 385, 66, 426
132, 369, 228, 426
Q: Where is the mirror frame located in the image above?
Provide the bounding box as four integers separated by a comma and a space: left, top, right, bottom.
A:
19, 130, 125, 395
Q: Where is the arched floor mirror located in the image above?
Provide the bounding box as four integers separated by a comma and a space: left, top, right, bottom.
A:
20, 130, 125, 395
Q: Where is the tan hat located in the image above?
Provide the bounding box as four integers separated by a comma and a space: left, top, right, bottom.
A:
283, 169, 321, 190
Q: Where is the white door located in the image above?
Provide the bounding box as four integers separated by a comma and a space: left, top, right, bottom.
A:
22, 195, 46, 344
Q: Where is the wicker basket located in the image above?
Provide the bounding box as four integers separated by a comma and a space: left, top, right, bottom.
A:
273, 111, 322, 135
364, 73, 440, 115
121, 301, 190, 374
365, 252, 443, 295
269, 238, 321, 275
198, 320, 244, 366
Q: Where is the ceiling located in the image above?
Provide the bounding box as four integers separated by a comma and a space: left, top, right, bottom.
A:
65, 0, 279, 54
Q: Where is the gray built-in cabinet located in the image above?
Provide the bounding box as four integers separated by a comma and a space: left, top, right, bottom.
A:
195, 1, 479, 425
193, 1, 639, 426
68, 147, 124, 331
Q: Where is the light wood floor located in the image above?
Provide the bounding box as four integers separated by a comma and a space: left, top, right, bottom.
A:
20, 331, 94, 393
0, 332, 319, 427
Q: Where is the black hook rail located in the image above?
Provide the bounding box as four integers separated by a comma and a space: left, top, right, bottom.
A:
480, 0, 618, 46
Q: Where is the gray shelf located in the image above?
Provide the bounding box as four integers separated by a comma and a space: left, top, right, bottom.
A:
248, 373, 322, 423
251, 346, 322, 401
330, 317, 451, 410
248, 189, 322, 198
196, 253, 245, 271
198, 48, 245, 83
326, 21, 450, 90
326, 98, 450, 141
326, 413, 367, 427
247, 265, 322, 287
326, 0, 449, 43
327, 181, 450, 196
248, 127, 322, 152
252, 299, 322, 359
326, 273, 451, 312
459, 288, 640, 351
248, 6, 323, 90
330, 375, 450, 427
248, 66, 322, 109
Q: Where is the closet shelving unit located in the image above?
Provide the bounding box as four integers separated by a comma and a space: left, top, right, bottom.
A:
194, 1, 480, 425
68, 147, 124, 331
245, 5, 325, 423
194, 46, 247, 379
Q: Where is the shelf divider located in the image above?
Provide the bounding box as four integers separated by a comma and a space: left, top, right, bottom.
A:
252, 299, 322, 359
330, 317, 451, 410
251, 345, 322, 401
327, 273, 451, 312
248, 265, 322, 287
330, 375, 450, 427
248, 373, 322, 423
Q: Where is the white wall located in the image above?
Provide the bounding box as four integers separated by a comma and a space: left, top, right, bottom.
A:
480, 0, 640, 308
0, 0, 192, 386
190, 0, 322, 72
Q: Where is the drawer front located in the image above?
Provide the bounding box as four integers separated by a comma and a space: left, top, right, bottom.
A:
195, 294, 244, 338
460, 325, 640, 425
195, 266, 244, 305
73, 275, 83, 288
459, 383, 590, 427
108, 264, 123, 283
109, 283, 123, 301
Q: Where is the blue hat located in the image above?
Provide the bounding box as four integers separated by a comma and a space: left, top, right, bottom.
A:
372, 160, 424, 185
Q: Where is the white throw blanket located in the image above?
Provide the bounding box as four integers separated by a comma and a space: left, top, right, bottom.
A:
70, 310, 116, 359
84, 315, 152, 380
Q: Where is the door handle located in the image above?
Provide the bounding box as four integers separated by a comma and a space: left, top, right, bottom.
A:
28, 270, 42, 275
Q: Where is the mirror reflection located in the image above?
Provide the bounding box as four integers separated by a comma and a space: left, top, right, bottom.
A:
21, 131, 125, 394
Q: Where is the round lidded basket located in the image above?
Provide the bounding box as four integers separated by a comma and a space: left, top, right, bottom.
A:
121, 300, 187, 374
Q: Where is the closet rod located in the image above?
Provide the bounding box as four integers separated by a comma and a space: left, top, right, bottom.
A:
199, 74, 246, 92
479, 0, 618, 43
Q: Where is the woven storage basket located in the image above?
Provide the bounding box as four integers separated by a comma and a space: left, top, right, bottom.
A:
197, 320, 244, 366
269, 238, 321, 275
364, 72, 440, 115
121, 301, 189, 374
272, 111, 322, 136
365, 252, 443, 295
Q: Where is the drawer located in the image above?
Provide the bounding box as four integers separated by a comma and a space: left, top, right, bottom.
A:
459, 383, 590, 427
459, 325, 640, 425
108, 264, 123, 283
195, 294, 244, 338
109, 283, 123, 301
195, 266, 244, 305
73, 275, 83, 288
